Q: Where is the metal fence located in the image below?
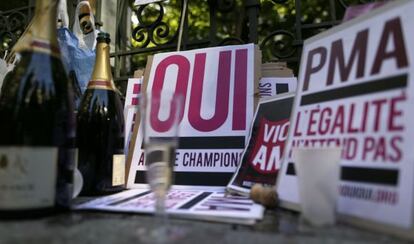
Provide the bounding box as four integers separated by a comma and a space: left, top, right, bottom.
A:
111, 0, 382, 92
0, 0, 34, 56
0, 0, 383, 93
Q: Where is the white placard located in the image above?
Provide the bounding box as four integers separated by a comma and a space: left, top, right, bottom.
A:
75, 188, 264, 225
127, 44, 258, 187
258, 77, 297, 97
124, 78, 142, 157
124, 78, 142, 108
134, 0, 166, 6
277, 0, 414, 229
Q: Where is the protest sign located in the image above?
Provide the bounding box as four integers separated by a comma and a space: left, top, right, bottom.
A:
134, 0, 166, 6
127, 44, 260, 187
258, 77, 297, 97
124, 75, 143, 157
258, 62, 297, 97
75, 188, 264, 225
277, 0, 414, 235
227, 93, 294, 195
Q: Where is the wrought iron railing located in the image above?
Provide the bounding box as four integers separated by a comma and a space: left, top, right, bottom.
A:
0, 1, 34, 56
111, 0, 383, 93
0, 0, 384, 93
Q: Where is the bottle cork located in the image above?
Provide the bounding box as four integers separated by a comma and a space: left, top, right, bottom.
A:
250, 184, 278, 208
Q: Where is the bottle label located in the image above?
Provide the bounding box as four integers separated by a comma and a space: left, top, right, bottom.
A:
0, 147, 58, 210
112, 154, 125, 186
87, 80, 115, 90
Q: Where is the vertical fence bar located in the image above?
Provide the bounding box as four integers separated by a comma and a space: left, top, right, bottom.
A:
28, 0, 35, 19
182, 0, 189, 51
245, 0, 260, 44
329, 0, 337, 21
294, 0, 302, 43
114, 0, 126, 80
208, 0, 217, 46
177, 0, 188, 51
95, 0, 102, 26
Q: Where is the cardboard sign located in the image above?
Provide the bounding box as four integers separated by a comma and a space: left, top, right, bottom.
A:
258, 77, 297, 97
134, 0, 166, 6
277, 0, 414, 231
258, 62, 297, 97
342, 2, 388, 22
125, 77, 142, 108
127, 44, 260, 188
227, 93, 294, 195
75, 188, 264, 225
124, 77, 143, 157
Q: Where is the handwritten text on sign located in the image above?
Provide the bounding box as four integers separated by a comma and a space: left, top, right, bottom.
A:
128, 44, 256, 187
277, 2, 414, 229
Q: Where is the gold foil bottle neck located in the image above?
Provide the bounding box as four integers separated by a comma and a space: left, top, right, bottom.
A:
13, 0, 59, 55
88, 39, 116, 90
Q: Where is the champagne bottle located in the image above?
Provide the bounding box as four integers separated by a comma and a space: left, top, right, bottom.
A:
77, 32, 125, 196
0, 0, 76, 218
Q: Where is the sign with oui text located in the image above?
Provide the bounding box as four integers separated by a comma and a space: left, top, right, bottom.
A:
277, 0, 414, 230
127, 44, 259, 187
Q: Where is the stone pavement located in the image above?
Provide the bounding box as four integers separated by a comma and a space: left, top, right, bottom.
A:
0, 208, 410, 244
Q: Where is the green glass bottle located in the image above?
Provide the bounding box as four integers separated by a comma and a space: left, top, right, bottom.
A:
0, 0, 76, 218
77, 32, 125, 196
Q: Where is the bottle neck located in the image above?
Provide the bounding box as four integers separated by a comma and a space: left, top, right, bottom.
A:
88, 42, 116, 90
14, 0, 59, 56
